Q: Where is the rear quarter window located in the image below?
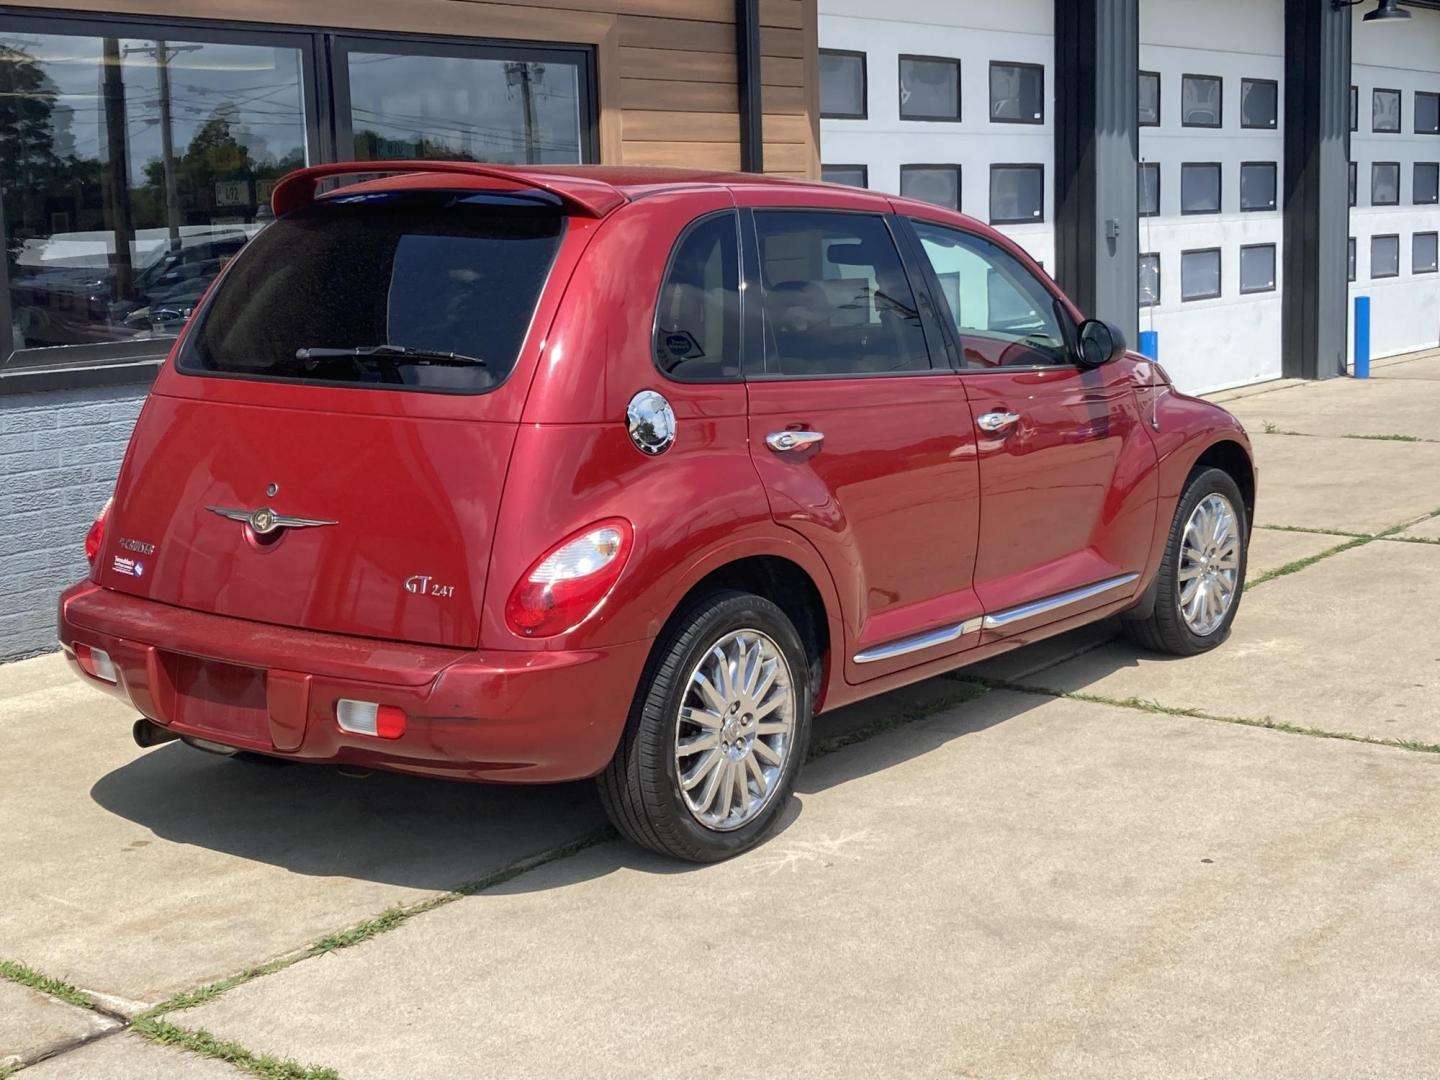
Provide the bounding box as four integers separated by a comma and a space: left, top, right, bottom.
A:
179, 190, 565, 393
653, 212, 742, 381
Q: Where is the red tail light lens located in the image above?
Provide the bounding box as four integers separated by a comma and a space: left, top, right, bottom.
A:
85, 498, 113, 566
505, 519, 634, 638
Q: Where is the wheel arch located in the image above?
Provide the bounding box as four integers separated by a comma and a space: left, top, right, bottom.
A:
1190, 438, 1256, 531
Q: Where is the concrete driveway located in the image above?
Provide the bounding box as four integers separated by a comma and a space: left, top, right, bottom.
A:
3, 351, 1439, 1079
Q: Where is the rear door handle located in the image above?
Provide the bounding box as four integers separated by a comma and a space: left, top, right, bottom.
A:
976, 411, 1021, 433
766, 430, 825, 453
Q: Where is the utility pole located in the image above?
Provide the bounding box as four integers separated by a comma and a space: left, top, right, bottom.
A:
125, 41, 201, 253
100, 37, 134, 302
505, 61, 543, 163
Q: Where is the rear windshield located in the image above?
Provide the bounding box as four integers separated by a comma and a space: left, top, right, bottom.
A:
178, 190, 566, 393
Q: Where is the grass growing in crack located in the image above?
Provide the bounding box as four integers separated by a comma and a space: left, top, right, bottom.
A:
1262, 420, 1279, 434
1343, 432, 1423, 442
1249, 536, 1370, 585
132, 1019, 338, 1080
809, 682, 989, 759
0, 959, 98, 1012
1256, 523, 1370, 539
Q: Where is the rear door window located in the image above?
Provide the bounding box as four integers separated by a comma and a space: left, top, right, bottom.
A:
179, 190, 565, 393
752, 210, 931, 377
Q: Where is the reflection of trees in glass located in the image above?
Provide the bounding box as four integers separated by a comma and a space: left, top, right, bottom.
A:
0, 46, 64, 265
353, 129, 480, 163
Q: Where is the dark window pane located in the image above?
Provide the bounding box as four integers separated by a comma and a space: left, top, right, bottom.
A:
820, 51, 866, 118
347, 51, 581, 165
989, 165, 1044, 224
1240, 79, 1278, 129
822, 164, 868, 188
1138, 71, 1160, 126
1350, 85, 1358, 132
900, 165, 960, 210
1181, 163, 1221, 213
1349, 162, 1358, 208
911, 220, 1068, 368
1371, 162, 1400, 206
1417, 92, 1440, 136
1371, 235, 1399, 278
1138, 163, 1160, 216
1416, 163, 1440, 205
654, 213, 740, 380
1415, 233, 1439, 275
1181, 249, 1221, 300
1139, 253, 1161, 307
1181, 75, 1222, 127
1373, 88, 1401, 133
1348, 238, 1356, 283
753, 211, 930, 377
1240, 163, 1277, 211
2, 33, 307, 354
990, 63, 1044, 124
900, 56, 960, 120
1239, 244, 1276, 293
179, 192, 562, 392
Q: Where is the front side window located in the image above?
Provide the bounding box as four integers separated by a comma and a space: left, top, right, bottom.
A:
990, 165, 1045, 224
1240, 163, 1277, 212
911, 220, 1068, 369
822, 164, 868, 188
1138, 71, 1161, 126
2, 29, 307, 359
820, 50, 866, 119
1138, 163, 1161, 217
1241, 79, 1278, 129
752, 211, 929, 377
1371, 234, 1400, 278
899, 56, 960, 121
990, 62, 1044, 124
1139, 253, 1161, 307
1181, 248, 1221, 301
1416, 92, 1439, 136
1182, 75, 1223, 127
1373, 88, 1401, 133
654, 213, 740, 381
1415, 233, 1439, 275
1181, 163, 1222, 214
1417, 163, 1440, 205
1239, 244, 1276, 294
900, 165, 961, 210
1372, 162, 1400, 206
179, 190, 563, 392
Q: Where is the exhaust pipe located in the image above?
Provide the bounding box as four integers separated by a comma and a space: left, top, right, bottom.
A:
132, 717, 179, 748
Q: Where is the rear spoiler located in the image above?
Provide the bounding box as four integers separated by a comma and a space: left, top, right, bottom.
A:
271, 161, 628, 220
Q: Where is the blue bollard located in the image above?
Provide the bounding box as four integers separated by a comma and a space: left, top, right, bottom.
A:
1139, 330, 1159, 361
1353, 296, 1370, 379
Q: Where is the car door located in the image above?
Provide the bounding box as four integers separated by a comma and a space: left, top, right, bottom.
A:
737, 200, 983, 684
902, 216, 1158, 639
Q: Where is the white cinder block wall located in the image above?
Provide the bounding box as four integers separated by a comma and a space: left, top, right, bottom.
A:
818, 0, 1056, 270
1348, 4, 1440, 364
1136, 0, 1286, 395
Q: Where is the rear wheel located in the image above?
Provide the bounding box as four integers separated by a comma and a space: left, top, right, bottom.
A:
1124, 467, 1248, 656
598, 590, 812, 862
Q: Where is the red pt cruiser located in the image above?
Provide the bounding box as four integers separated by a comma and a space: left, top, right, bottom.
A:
60, 163, 1254, 862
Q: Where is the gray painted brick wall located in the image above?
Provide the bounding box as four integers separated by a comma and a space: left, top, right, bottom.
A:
1, 385, 148, 661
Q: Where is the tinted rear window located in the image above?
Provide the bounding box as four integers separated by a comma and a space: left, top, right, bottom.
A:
179, 190, 565, 393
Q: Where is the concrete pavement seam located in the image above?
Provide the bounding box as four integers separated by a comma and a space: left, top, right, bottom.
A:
1249, 507, 1440, 587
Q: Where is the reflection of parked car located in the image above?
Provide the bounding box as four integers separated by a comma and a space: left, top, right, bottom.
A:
110, 234, 251, 334
62, 162, 1256, 863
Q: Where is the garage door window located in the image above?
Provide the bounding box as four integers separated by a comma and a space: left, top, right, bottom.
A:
901, 165, 961, 210
1240, 163, 1277, 212
1181, 249, 1221, 301
1239, 244, 1276, 294
1415, 233, 1439, 275
990, 165, 1044, 224
1371, 235, 1399, 279
1181, 163, 1222, 214
1139, 253, 1161, 307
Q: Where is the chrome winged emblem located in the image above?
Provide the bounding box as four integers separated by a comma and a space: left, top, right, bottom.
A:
206, 505, 337, 536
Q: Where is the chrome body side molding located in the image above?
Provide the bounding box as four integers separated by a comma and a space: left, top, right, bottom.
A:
981, 572, 1140, 631
852, 617, 985, 665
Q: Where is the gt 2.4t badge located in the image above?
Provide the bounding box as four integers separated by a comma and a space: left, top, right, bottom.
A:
404, 574, 455, 599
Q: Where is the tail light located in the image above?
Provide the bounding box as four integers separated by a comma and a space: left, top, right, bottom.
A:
85, 497, 113, 566
505, 519, 634, 638
74, 643, 117, 683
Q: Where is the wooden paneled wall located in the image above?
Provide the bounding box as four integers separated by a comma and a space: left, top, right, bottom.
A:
6, 0, 821, 177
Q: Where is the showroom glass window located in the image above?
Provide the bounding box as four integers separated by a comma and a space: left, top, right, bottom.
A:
1240, 163, 1277, 212
899, 56, 960, 122
821, 164, 868, 188
900, 165, 961, 210
1240, 79, 1277, 130
820, 49, 866, 119
1, 23, 309, 359
1181, 74, 1222, 128
1416, 92, 1439, 137
989, 62, 1044, 124
1417, 163, 1440, 206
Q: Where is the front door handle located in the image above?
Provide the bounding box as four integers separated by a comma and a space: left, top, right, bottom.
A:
766, 430, 825, 453
976, 411, 1021, 433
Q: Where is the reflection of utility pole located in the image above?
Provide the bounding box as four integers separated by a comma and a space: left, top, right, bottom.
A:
100, 37, 134, 301
125, 40, 200, 252
505, 62, 543, 163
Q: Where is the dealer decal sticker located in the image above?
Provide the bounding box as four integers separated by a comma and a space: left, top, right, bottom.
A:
111, 555, 146, 578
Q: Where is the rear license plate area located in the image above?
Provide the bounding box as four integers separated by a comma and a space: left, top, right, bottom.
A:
163, 654, 269, 746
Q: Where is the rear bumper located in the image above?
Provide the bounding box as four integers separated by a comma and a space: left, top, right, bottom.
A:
58, 582, 651, 782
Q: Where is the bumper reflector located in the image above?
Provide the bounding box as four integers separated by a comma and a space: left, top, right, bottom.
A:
75, 644, 117, 684
336, 699, 407, 740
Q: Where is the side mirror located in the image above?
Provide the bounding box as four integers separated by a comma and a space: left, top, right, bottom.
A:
1076, 319, 1128, 369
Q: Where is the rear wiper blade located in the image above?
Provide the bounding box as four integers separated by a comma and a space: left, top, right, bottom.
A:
295, 344, 487, 368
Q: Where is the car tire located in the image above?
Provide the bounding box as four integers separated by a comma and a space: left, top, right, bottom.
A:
1124, 467, 1248, 657
598, 589, 813, 863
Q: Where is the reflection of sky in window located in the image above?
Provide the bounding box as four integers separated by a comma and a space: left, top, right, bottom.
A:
346, 52, 581, 164
3, 34, 306, 183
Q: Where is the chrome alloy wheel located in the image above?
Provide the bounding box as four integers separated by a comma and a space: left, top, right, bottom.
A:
675, 628, 795, 832
1178, 492, 1241, 636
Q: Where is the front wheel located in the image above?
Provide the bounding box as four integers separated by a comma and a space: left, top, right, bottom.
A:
1124, 467, 1248, 656
598, 590, 813, 862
